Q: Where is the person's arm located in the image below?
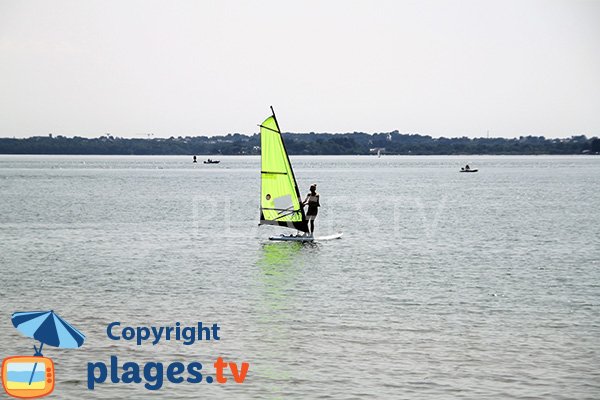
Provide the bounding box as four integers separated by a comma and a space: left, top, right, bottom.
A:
301, 194, 309, 206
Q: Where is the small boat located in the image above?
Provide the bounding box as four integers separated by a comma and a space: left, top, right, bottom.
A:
203, 159, 220, 164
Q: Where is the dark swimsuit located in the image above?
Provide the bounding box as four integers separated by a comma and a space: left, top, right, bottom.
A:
306, 193, 320, 216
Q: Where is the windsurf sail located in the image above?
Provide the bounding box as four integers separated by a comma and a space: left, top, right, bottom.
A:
259, 107, 309, 233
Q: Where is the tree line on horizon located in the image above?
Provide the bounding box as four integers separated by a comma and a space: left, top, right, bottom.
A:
0, 131, 598, 155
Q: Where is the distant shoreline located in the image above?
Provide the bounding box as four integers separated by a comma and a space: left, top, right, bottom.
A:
0, 153, 598, 157
1, 132, 598, 156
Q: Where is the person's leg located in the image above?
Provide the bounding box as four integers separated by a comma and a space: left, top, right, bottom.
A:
310, 220, 315, 235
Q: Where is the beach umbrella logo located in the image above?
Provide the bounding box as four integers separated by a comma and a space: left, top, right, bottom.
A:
2, 310, 85, 399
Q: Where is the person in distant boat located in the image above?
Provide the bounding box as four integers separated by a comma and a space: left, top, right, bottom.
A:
193, 155, 197, 163
302, 184, 320, 236
465, 164, 470, 171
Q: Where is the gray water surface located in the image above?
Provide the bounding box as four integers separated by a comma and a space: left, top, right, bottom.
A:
0, 155, 599, 399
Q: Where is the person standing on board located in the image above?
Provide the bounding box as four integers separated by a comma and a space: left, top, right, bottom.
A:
302, 184, 320, 236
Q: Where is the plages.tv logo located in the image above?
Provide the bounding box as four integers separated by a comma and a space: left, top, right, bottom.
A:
2, 310, 85, 399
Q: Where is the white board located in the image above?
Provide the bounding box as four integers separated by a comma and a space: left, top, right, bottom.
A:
268, 232, 343, 242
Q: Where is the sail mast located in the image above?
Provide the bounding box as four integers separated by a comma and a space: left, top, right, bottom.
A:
270, 106, 305, 219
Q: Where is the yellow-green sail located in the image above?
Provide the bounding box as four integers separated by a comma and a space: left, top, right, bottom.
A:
259, 109, 308, 232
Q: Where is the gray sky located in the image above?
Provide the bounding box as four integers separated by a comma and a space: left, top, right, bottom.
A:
1, 0, 599, 138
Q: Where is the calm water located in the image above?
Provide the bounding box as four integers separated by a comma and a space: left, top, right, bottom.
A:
0, 155, 599, 399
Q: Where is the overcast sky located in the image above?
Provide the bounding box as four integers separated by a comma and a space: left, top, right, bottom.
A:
1, 0, 599, 138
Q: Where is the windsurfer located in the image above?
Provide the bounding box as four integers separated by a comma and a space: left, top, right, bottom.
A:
302, 184, 320, 235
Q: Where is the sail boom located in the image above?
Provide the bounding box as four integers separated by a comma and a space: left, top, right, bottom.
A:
261, 171, 288, 175
261, 207, 299, 212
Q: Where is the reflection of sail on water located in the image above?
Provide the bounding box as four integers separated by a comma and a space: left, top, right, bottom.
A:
259, 107, 309, 233
257, 243, 303, 310
254, 242, 304, 392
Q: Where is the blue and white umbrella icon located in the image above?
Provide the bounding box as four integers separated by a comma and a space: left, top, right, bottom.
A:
12, 310, 86, 356
11, 311, 85, 387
